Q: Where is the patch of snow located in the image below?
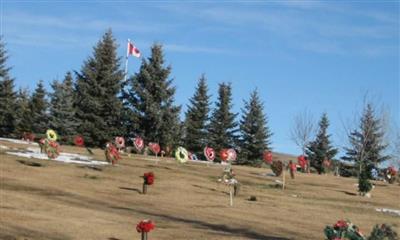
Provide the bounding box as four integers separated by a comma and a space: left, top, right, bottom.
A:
0, 145, 9, 149
376, 208, 400, 217
6, 147, 108, 165
0, 137, 38, 145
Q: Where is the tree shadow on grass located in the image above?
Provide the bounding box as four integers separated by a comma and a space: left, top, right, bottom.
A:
337, 190, 358, 196
119, 187, 141, 194
111, 206, 290, 240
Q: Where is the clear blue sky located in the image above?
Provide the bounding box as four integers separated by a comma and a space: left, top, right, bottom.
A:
1, 1, 399, 156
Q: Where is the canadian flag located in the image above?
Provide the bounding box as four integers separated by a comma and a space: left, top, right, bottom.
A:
127, 41, 141, 58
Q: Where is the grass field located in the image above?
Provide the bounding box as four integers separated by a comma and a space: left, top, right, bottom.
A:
0, 140, 399, 240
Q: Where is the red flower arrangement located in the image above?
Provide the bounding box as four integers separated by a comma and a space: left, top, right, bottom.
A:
105, 142, 120, 165
22, 132, 35, 142
143, 172, 155, 185
334, 220, 348, 229
136, 220, 155, 233
148, 142, 160, 155
263, 151, 273, 164
74, 135, 85, 147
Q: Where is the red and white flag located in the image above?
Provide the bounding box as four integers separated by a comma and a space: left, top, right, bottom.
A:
127, 41, 141, 58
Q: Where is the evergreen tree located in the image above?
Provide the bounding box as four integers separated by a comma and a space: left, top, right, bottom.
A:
306, 113, 338, 173
30, 80, 48, 134
124, 43, 181, 149
49, 72, 77, 138
183, 74, 211, 158
238, 90, 272, 165
342, 103, 389, 178
0, 38, 17, 137
15, 88, 32, 135
75, 29, 124, 147
208, 82, 238, 155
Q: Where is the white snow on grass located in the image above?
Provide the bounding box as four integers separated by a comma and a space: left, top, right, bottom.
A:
376, 208, 400, 217
0, 144, 9, 149
0, 137, 38, 145
6, 147, 108, 166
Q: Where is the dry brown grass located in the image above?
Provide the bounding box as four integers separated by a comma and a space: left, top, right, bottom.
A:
0, 140, 399, 240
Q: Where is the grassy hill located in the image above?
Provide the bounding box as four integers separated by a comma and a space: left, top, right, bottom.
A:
0, 140, 399, 240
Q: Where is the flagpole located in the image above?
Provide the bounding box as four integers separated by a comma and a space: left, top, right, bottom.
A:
124, 39, 130, 83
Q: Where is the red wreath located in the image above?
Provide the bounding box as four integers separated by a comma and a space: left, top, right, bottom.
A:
204, 147, 215, 161
148, 142, 160, 155
134, 137, 144, 151
263, 151, 273, 164
227, 148, 237, 161
136, 220, 155, 233
143, 172, 155, 185
115, 136, 125, 149
74, 135, 85, 147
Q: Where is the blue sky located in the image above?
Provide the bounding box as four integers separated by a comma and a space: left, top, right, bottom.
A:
1, 1, 399, 156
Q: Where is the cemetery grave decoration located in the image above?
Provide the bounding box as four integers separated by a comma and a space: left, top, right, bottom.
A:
136, 219, 155, 240
115, 136, 125, 151
297, 155, 307, 172
22, 132, 35, 142
263, 151, 273, 164
220, 148, 237, 163
74, 135, 85, 147
271, 160, 287, 190
385, 166, 397, 184
204, 146, 215, 162
105, 142, 120, 165
189, 152, 198, 161
148, 142, 161, 156
271, 160, 283, 177
142, 172, 155, 194
133, 137, 144, 153
218, 164, 239, 206
39, 129, 60, 159
324, 220, 398, 240
324, 220, 365, 240
175, 146, 189, 163
288, 160, 296, 179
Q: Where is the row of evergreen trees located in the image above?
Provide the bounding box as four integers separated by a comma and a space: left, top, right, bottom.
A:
0, 30, 390, 170
0, 31, 272, 164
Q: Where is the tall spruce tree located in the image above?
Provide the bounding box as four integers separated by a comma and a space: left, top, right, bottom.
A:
49, 72, 77, 138
238, 90, 272, 165
75, 29, 124, 147
306, 113, 338, 173
30, 80, 48, 134
342, 103, 389, 178
124, 43, 181, 149
0, 38, 17, 137
15, 88, 32, 135
183, 74, 211, 158
208, 82, 238, 155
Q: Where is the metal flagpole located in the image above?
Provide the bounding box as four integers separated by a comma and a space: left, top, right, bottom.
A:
124, 39, 130, 83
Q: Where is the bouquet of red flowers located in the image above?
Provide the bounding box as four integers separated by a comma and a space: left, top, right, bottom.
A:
324, 220, 365, 240
143, 172, 155, 185
105, 142, 120, 165
136, 220, 155, 233
74, 135, 85, 147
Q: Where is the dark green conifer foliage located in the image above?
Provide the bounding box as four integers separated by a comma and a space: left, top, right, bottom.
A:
184, 75, 211, 158
30, 81, 48, 134
49, 72, 77, 138
306, 113, 338, 173
208, 82, 238, 156
124, 44, 181, 149
0, 38, 17, 137
238, 90, 273, 165
342, 103, 389, 179
75, 29, 124, 147
15, 88, 32, 135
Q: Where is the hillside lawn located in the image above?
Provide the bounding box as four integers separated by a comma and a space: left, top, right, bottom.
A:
0, 140, 399, 240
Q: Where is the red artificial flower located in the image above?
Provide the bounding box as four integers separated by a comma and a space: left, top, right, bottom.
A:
263, 151, 273, 164
74, 135, 84, 147
144, 172, 155, 185
136, 220, 155, 233
220, 149, 229, 161
39, 138, 46, 145
334, 220, 348, 229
